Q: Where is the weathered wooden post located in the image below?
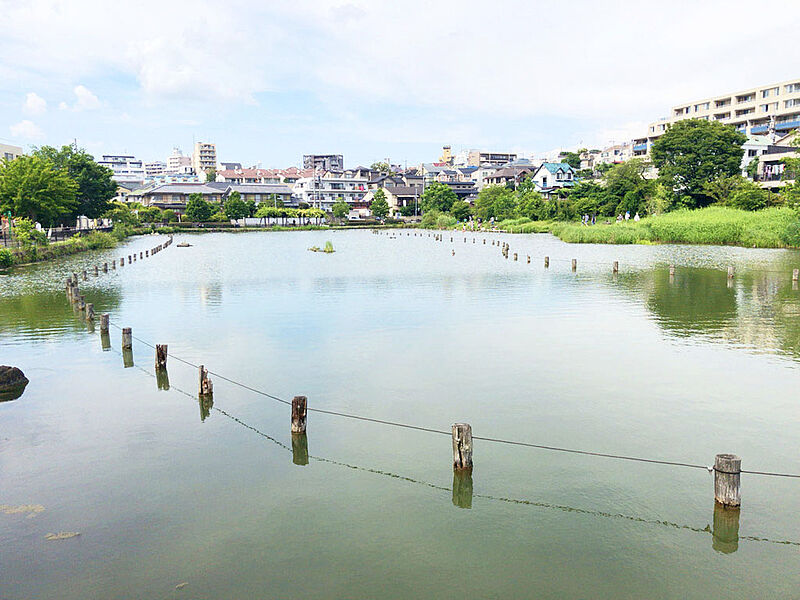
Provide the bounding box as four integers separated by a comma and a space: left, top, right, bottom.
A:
544, 256, 549, 268
669, 265, 675, 277
122, 327, 132, 350
513, 252, 518, 261
139, 251, 143, 259
82, 270, 88, 280
103, 262, 108, 272
452, 249, 455, 256
85, 303, 94, 321
133, 254, 136, 261
78, 295, 86, 311
291, 395, 307, 433
93, 265, 99, 276
452, 423, 473, 470
483, 239, 486, 244
100, 313, 109, 333
714, 453, 741, 507
128, 255, 132, 264
793, 268, 798, 282
727, 266, 735, 279
452, 470, 473, 509
112, 260, 116, 270
155, 344, 168, 370
156, 367, 170, 391
613, 261, 619, 273
145, 250, 149, 257
72, 271, 78, 283
198, 365, 213, 397
571, 259, 577, 272
292, 432, 309, 466
527, 255, 530, 264
712, 502, 740, 554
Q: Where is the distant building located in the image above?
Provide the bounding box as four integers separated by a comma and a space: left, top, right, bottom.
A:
293, 170, 368, 210
166, 147, 192, 173
440, 145, 453, 165
596, 143, 632, 166
217, 183, 293, 206
145, 161, 166, 178
0, 142, 23, 162
303, 154, 344, 171
467, 150, 518, 167
97, 154, 146, 184
140, 183, 224, 214
220, 162, 242, 171
483, 166, 534, 188
192, 142, 217, 180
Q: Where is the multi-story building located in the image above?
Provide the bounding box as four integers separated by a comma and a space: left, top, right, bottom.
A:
0, 142, 23, 162
140, 183, 224, 213
166, 147, 192, 173
636, 78, 800, 155
97, 155, 146, 184
439, 146, 453, 165
145, 161, 166, 178
467, 150, 518, 167
192, 142, 217, 180
293, 170, 368, 210
303, 154, 344, 171
596, 143, 633, 165
530, 162, 577, 197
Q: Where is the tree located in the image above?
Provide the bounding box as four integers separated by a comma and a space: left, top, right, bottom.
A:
602, 159, 655, 215
370, 189, 389, 219
370, 161, 394, 174
703, 175, 742, 205
0, 155, 78, 225
184, 193, 215, 221
746, 157, 760, 180
729, 179, 769, 210
560, 151, 582, 170
449, 200, 471, 221
651, 119, 746, 208
420, 182, 457, 213
33, 145, 116, 219
473, 186, 517, 221
332, 200, 350, 219
205, 167, 217, 182
224, 191, 249, 220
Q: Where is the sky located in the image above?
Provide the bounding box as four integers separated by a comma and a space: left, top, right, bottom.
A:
1, 0, 800, 168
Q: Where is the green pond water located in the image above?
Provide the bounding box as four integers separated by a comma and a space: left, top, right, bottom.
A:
1, 229, 799, 599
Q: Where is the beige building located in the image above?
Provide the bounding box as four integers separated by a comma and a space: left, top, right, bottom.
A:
1, 142, 23, 162
192, 142, 217, 180
634, 78, 800, 156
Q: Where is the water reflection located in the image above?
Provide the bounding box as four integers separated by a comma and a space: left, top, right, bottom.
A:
291, 433, 309, 466
452, 470, 473, 509
101, 331, 111, 351
122, 348, 134, 369
712, 503, 740, 554
156, 367, 170, 391
199, 394, 213, 422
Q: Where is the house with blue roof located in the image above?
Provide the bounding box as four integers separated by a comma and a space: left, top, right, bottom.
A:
531, 162, 577, 197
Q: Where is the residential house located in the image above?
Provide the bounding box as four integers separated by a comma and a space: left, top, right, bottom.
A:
483, 166, 534, 188
292, 170, 369, 211
531, 163, 577, 197
140, 183, 224, 213
222, 183, 293, 206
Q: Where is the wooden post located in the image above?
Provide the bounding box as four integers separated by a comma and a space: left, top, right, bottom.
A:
513, 252, 518, 261
527, 255, 530, 264
122, 327, 132, 350
727, 266, 735, 279
199, 365, 213, 397
100, 313, 109, 333
120, 258, 124, 267
571, 259, 577, 272
112, 260, 116, 270
613, 261, 619, 273
156, 368, 170, 391
669, 265, 675, 276
452, 423, 473, 470
72, 272, 78, 283
78, 295, 86, 311
86, 303, 94, 321
793, 268, 798, 282
139, 251, 143, 259
128, 255, 131, 264
155, 344, 168, 370
452, 470, 473, 509
82, 270, 88, 280
483, 239, 486, 244
291, 395, 307, 433
452, 249, 455, 256
544, 256, 549, 268
103, 262, 108, 272
146, 250, 149, 257
292, 433, 309, 466
93, 265, 99, 276
714, 453, 741, 507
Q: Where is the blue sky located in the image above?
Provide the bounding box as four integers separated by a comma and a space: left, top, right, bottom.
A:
2, 0, 800, 168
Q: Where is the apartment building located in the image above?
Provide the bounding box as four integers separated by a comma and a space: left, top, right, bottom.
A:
145, 161, 166, 178
467, 150, 518, 167
192, 142, 217, 180
167, 147, 192, 173
0, 142, 23, 162
293, 170, 368, 210
97, 154, 146, 184
303, 154, 344, 171
635, 78, 800, 154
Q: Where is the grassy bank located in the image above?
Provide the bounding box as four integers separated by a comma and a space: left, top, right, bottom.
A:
496, 207, 800, 248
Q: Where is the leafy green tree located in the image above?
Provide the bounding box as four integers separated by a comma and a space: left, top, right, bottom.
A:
138, 207, 163, 223
703, 175, 743, 205
559, 151, 581, 170
104, 201, 140, 225
729, 179, 769, 210
370, 188, 389, 218
224, 191, 249, 220
517, 190, 546, 220
184, 194, 215, 221
0, 155, 78, 225
651, 119, 746, 207
332, 200, 350, 219
746, 157, 760, 180
33, 145, 116, 219
420, 182, 457, 213
370, 161, 394, 174
205, 168, 217, 182
602, 159, 655, 215
449, 200, 471, 221
473, 186, 517, 221
162, 209, 177, 223
245, 199, 257, 217
13, 217, 48, 246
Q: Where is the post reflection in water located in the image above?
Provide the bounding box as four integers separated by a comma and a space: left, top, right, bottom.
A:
100, 331, 111, 351
199, 394, 213, 422
156, 367, 170, 391
712, 502, 740, 554
122, 348, 134, 369
291, 433, 309, 466
452, 469, 473, 509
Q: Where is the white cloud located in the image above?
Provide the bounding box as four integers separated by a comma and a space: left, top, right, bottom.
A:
73, 85, 101, 110
23, 92, 46, 115
10, 120, 44, 140
58, 101, 68, 110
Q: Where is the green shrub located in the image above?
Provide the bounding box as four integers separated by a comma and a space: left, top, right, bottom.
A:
0, 248, 13, 268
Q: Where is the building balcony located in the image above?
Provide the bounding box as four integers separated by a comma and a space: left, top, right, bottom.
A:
776, 119, 800, 131
633, 143, 648, 152
750, 125, 769, 134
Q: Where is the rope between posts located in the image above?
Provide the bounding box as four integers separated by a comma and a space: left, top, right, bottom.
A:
105, 321, 800, 479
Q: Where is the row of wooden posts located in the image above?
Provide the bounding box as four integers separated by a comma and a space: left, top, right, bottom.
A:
374, 229, 800, 282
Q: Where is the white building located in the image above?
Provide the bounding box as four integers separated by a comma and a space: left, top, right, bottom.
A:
192, 142, 217, 180
145, 161, 166, 178
97, 154, 146, 184
0, 142, 23, 162
293, 171, 369, 210
166, 147, 192, 173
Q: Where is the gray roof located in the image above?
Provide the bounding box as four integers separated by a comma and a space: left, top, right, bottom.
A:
386, 185, 422, 197
226, 184, 293, 195
145, 184, 223, 195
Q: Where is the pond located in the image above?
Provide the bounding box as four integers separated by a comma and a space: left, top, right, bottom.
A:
1, 230, 799, 599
